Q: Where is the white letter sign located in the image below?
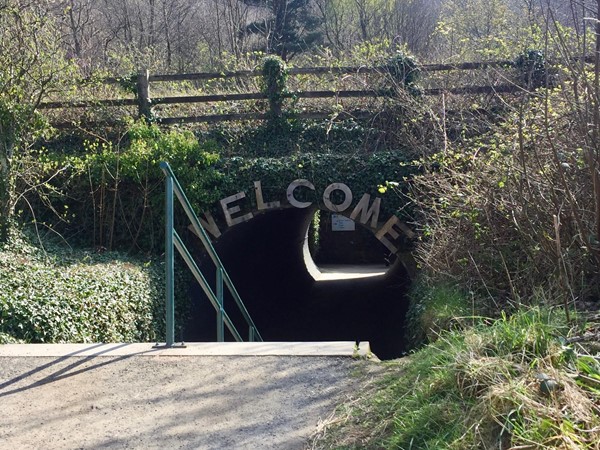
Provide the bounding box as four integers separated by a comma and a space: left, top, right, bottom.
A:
286, 179, 315, 208
375, 215, 415, 253
350, 194, 381, 229
254, 181, 281, 210
322, 183, 352, 212
220, 191, 253, 226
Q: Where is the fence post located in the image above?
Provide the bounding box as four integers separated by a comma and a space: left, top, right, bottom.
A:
262, 56, 287, 118
137, 69, 152, 120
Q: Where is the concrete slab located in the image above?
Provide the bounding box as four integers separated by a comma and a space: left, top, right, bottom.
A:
0, 341, 370, 358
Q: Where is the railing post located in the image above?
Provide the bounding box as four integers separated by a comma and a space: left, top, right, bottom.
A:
165, 173, 175, 347
159, 161, 262, 344
137, 69, 152, 121
216, 267, 224, 342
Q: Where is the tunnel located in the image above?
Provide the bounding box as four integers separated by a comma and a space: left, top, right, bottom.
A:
183, 207, 411, 360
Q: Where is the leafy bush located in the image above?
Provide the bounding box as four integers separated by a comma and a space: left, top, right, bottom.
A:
0, 229, 172, 343
403, 84, 600, 306
0, 3, 78, 242
22, 121, 222, 252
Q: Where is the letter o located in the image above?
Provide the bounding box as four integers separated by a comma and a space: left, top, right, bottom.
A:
323, 183, 353, 212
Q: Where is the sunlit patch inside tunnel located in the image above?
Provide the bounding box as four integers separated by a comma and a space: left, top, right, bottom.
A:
184, 207, 411, 360
303, 210, 392, 282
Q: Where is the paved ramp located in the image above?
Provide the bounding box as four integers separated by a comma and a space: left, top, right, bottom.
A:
0, 343, 367, 449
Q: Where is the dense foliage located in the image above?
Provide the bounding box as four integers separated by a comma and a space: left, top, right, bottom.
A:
403, 78, 600, 308
21, 115, 420, 253
0, 2, 77, 241
18, 122, 221, 252
220, 151, 416, 217
0, 230, 166, 343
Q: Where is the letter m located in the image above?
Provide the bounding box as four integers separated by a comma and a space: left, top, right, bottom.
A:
349, 194, 381, 229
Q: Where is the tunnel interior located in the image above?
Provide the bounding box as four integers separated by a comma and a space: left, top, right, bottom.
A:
183, 207, 411, 360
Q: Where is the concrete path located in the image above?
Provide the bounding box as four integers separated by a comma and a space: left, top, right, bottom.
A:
0, 342, 367, 449
309, 264, 388, 281
316, 264, 389, 281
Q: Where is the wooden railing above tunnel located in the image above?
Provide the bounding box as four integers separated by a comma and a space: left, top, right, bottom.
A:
38, 57, 549, 128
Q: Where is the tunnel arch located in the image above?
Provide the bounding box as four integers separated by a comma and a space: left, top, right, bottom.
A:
194, 177, 418, 280
183, 181, 416, 359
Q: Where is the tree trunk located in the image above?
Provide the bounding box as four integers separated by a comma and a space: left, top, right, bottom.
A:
593, 0, 600, 246
68, 0, 83, 59
0, 138, 12, 243
0, 102, 20, 243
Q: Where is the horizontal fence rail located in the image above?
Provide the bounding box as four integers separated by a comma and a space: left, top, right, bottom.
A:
39, 58, 548, 127
92, 60, 520, 84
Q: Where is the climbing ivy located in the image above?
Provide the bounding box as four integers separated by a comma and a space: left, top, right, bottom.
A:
385, 52, 422, 95
216, 152, 418, 220
261, 55, 288, 118
515, 49, 546, 89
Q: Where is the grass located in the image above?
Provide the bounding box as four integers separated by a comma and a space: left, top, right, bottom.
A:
404, 279, 474, 348
309, 307, 600, 449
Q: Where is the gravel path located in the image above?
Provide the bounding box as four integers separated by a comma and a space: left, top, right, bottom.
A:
0, 354, 362, 449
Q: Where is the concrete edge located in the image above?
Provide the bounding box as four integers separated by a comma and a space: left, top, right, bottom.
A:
0, 341, 372, 358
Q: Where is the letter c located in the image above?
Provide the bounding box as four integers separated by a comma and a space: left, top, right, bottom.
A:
287, 179, 315, 208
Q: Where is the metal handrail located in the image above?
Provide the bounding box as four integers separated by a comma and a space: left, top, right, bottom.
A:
159, 161, 262, 345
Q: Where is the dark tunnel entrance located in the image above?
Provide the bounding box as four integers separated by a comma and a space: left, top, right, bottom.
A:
183, 207, 411, 360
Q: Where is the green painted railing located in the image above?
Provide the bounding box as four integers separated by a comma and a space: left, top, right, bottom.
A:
159, 161, 262, 346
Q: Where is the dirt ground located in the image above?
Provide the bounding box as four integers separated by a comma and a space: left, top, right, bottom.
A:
0, 353, 363, 449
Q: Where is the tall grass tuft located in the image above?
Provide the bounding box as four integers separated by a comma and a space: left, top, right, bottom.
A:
310, 307, 600, 450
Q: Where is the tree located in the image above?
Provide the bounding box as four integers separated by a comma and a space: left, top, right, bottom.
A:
434, 0, 529, 60
240, 0, 323, 60
313, 0, 440, 57
0, 1, 75, 242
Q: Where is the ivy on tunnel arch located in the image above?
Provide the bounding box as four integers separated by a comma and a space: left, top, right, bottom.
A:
213, 151, 419, 221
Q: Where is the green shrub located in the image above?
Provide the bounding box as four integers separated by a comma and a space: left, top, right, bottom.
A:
0, 229, 172, 343
406, 67, 600, 305
23, 121, 222, 252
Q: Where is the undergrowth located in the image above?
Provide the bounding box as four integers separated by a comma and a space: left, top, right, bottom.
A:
309, 307, 600, 450
0, 228, 183, 343
404, 279, 474, 348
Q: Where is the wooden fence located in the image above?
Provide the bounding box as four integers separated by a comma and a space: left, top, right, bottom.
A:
39, 59, 532, 127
